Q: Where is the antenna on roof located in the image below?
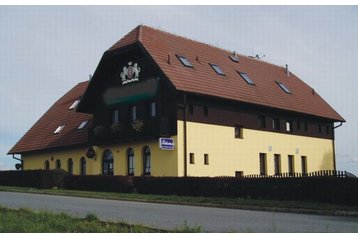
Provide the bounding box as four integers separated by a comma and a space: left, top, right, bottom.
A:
285, 64, 290, 77
255, 53, 266, 60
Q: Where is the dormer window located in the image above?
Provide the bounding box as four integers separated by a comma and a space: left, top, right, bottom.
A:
238, 72, 255, 85
54, 125, 65, 134
69, 100, 80, 110
276, 81, 291, 94
78, 121, 88, 130
176, 55, 193, 68
209, 63, 225, 76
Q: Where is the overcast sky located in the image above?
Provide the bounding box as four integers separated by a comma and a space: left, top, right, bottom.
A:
0, 5, 357, 175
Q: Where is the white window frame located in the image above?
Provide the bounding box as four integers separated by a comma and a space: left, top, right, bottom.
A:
54, 125, 65, 134
69, 100, 80, 110
78, 120, 88, 130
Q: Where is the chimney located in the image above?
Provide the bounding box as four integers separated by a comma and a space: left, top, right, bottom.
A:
312, 88, 315, 95
285, 64, 290, 77
167, 52, 171, 64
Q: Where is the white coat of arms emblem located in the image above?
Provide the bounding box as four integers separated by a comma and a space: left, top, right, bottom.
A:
120, 62, 141, 85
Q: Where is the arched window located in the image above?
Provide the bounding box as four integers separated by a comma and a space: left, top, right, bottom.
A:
80, 157, 86, 176
44, 160, 50, 170
56, 159, 61, 169
102, 149, 114, 176
67, 158, 73, 175
143, 146, 151, 176
127, 148, 135, 176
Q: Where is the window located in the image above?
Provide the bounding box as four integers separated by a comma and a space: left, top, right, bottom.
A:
189, 153, 195, 164
235, 171, 244, 178
258, 116, 266, 128
149, 102, 156, 117
54, 125, 65, 134
112, 109, 119, 124
286, 121, 293, 132
204, 154, 209, 165
102, 149, 114, 176
127, 148, 134, 176
78, 120, 88, 130
304, 122, 308, 131
80, 157, 86, 176
259, 153, 267, 176
143, 146, 151, 176
209, 63, 225, 76
203, 106, 208, 117
176, 55, 193, 68
238, 72, 255, 85
67, 158, 73, 175
296, 121, 301, 131
56, 159, 61, 169
274, 154, 281, 176
301, 156, 307, 176
189, 104, 194, 115
276, 81, 291, 94
130, 106, 137, 121
229, 54, 239, 63
69, 99, 80, 110
288, 155, 295, 176
318, 125, 322, 134
44, 160, 50, 170
272, 118, 280, 131
234, 125, 243, 139
326, 125, 330, 135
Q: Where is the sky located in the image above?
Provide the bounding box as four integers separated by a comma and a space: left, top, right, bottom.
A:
0, 5, 358, 175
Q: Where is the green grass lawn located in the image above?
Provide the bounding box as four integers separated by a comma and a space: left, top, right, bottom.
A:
0, 206, 162, 233
1, 185, 357, 216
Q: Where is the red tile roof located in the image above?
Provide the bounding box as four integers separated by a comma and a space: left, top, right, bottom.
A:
8, 82, 92, 154
110, 25, 344, 122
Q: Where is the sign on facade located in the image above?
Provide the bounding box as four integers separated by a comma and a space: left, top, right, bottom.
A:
159, 138, 174, 150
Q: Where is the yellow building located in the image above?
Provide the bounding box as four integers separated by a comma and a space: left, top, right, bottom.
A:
8, 25, 345, 177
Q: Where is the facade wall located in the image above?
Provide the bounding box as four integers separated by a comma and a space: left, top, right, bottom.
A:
178, 121, 335, 177
22, 138, 179, 176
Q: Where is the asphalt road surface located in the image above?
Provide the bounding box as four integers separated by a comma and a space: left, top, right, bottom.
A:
0, 191, 357, 232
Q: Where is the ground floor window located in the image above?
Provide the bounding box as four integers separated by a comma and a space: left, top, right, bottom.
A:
102, 149, 114, 176
56, 159, 61, 169
274, 154, 281, 176
44, 160, 50, 170
301, 156, 307, 175
127, 148, 134, 176
80, 157, 86, 175
259, 153, 267, 176
288, 155, 295, 176
143, 146, 151, 175
67, 158, 73, 175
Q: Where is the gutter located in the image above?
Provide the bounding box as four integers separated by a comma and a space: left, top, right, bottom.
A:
332, 121, 344, 171
12, 154, 23, 170
183, 93, 188, 177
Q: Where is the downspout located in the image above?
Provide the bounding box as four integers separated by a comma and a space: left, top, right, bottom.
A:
183, 93, 188, 177
12, 154, 23, 170
332, 122, 344, 171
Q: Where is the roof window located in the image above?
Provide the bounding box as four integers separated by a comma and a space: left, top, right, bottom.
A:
238, 72, 255, 85
229, 54, 239, 63
78, 121, 88, 130
69, 100, 80, 110
176, 55, 193, 68
54, 125, 65, 134
276, 81, 291, 94
209, 63, 225, 76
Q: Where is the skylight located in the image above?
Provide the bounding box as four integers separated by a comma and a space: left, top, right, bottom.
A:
276, 81, 292, 94
176, 55, 193, 68
54, 125, 65, 134
229, 55, 239, 63
238, 72, 255, 85
69, 100, 80, 110
78, 120, 88, 130
209, 63, 225, 76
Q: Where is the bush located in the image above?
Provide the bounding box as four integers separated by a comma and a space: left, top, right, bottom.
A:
0, 169, 67, 189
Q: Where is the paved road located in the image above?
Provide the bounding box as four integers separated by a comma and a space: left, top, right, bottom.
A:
0, 191, 357, 232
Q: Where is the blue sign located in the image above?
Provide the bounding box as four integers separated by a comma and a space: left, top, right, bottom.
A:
159, 138, 175, 150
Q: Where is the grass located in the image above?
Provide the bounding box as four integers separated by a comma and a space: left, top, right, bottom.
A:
1, 185, 358, 216
0, 206, 161, 233
0, 206, 202, 233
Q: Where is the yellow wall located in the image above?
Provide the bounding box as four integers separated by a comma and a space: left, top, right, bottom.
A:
22, 138, 179, 176
178, 121, 335, 177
